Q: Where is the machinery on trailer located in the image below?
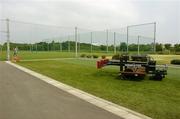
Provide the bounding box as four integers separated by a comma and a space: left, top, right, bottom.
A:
97, 54, 167, 80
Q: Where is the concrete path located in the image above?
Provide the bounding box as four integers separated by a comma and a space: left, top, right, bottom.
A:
0, 62, 122, 119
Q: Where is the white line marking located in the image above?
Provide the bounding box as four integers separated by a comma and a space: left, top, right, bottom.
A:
6, 61, 151, 119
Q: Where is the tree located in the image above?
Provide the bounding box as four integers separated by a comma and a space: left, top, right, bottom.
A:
164, 44, 171, 50
156, 43, 163, 51
119, 42, 127, 51
174, 44, 180, 52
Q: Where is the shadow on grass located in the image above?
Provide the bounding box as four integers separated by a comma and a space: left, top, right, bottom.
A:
93, 69, 145, 82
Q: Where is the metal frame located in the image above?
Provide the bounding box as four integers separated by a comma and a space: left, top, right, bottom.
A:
126, 22, 156, 53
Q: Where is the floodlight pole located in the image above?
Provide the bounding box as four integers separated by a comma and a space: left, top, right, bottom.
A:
106, 29, 108, 53
113, 32, 116, 54
90, 32, 93, 54
6, 18, 10, 61
154, 22, 156, 53
75, 27, 78, 57
138, 35, 140, 55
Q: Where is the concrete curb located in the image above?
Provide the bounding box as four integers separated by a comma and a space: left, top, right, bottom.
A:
6, 61, 151, 119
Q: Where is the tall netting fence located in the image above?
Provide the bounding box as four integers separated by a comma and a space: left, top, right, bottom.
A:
127, 23, 156, 54
0, 19, 7, 60
0, 19, 156, 60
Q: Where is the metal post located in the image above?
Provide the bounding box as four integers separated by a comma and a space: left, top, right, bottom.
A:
47, 43, 49, 51
61, 42, 62, 52
106, 29, 108, 53
75, 27, 78, 57
78, 34, 80, 53
59, 41, 61, 52
126, 26, 129, 53
90, 32, 93, 53
114, 32, 116, 54
119, 42, 121, 52
36, 43, 37, 53
31, 44, 33, 52
6, 18, 10, 61
154, 22, 156, 53
29, 44, 31, 52
137, 36, 140, 55
68, 36, 70, 52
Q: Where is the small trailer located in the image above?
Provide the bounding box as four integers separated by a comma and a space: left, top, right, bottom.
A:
97, 55, 167, 80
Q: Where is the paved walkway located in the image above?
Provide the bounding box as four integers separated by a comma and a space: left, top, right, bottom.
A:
0, 62, 122, 119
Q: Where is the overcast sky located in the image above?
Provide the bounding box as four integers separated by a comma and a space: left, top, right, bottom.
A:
0, 0, 180, 44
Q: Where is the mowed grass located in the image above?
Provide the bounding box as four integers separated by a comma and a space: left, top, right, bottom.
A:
17, 59, 180, 119
150, 55, 180, 64
1, 50, 180, 64
0, 51, 115, 61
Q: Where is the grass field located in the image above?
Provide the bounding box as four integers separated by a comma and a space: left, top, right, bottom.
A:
0, 51, 115, 61
1, 51, 180, 64
17, 58, 180, 119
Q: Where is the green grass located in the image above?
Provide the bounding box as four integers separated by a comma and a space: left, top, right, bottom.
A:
0, 51, 115, 61
150, 55, 180, 64
17, 59, 180, 119
1, 51, 180, 65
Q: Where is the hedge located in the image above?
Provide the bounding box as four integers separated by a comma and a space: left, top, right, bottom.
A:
171, 59, 180, 65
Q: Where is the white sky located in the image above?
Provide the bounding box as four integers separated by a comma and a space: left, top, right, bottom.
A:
0, 0, 180, 44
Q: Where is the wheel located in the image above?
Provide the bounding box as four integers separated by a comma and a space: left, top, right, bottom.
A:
154, 74, 163, 81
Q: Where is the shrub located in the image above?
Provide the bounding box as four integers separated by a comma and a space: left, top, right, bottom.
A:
101, 55, 106, 59
175, 52, 180, 55
112, 54, 120, 60
92, 54, 98, 58
171, 59, 180, 65
80, 54, 86, 58
86, 55, 92, 58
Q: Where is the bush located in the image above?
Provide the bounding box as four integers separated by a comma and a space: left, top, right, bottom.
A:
175, 52, 180, 55
112, 54, 120, 60
86, 55, 92, 58
92, 54, 98, 58
101, 55, 106, 59
171, 59, 180, 65
80, 54, 86, 58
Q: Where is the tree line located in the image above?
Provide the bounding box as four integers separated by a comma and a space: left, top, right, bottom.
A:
0, 41, 180, 54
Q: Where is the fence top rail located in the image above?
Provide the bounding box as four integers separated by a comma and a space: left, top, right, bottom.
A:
128, 22, 156, 28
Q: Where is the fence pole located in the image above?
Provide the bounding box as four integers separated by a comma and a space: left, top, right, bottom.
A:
78, 34, 80, 53
114, 32, 116, 54
68, 36, 70, 52
59, 41, 61, 52
75, 27, 78, 57
6, 18, 10, 61
138, 36, 140, 55
106, 29, 108, 53
36, 43, 37, 53
90, 32, 93, 54
29, 44, 31, 52
154, 22, 156, 53
126, 26, 129, 53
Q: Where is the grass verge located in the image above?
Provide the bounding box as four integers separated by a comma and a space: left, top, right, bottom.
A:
17, 59, 180, 119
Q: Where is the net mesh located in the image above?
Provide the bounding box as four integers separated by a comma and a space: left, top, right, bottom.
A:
0, 20, 156, 60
